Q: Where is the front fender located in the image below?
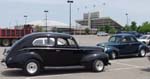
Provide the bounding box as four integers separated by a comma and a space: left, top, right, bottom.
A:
105, 46, 119, 55
81, 52, 109, 65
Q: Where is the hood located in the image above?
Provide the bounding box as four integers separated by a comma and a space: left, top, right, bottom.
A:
97, 42, 119, 47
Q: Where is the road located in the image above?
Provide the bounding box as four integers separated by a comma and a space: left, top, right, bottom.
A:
0, 35, 150, 79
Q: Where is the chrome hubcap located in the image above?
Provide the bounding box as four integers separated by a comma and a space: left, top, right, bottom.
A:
140, 50, 146, 56
26, 62, 38, 74
95, 60, 104, 71
112, 52, 116, 59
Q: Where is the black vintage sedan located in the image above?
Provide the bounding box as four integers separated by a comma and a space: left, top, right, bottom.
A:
97, 34, 149, 59
1, 32, 110, 76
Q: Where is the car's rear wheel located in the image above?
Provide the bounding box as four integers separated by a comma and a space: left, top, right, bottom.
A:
110, 51, 117, 59
92, 60, 104, 72
23, 59, 41, 76
139, 49, 146, 57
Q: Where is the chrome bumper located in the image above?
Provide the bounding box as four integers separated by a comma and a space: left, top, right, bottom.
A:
1, 58, 6, 66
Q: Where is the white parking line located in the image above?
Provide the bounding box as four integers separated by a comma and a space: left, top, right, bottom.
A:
25, 74, 74, 79
111, 61, 144, 68
108, 66, 148, 71
109, 61, 149, 71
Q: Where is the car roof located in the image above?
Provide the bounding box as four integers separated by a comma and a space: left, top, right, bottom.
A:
112, 34, 135, 37
23, 32, 72, 39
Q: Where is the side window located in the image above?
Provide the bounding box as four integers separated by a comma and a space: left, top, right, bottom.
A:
121, 37, 128, 43
33, 37, 55, 46
33, 38, 48, 46
67, 38, 77, 47
48, 38, 55, 46
57, 38, 68, 47
130, 37, 137, 42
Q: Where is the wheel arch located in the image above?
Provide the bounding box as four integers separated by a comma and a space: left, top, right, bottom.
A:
106, 47, 119, 57
138, 44, 148, 53
15, 52, 44, 67
81, 52, 109, 65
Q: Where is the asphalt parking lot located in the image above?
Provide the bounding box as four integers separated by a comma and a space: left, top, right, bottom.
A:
0, 35, 150, 79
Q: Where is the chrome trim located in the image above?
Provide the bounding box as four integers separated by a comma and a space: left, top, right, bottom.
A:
19, 47, 80, 51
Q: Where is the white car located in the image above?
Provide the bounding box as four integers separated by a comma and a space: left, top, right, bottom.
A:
137, 35, 150, 45
97, 32, 108, 36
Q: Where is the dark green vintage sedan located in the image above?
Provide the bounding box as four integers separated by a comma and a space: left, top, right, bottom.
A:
97, 34, 149, 59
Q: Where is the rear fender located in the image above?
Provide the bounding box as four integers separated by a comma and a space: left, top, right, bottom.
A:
14, 52, 43, 66
106, 46, 119, 56
138, 44, 148, 52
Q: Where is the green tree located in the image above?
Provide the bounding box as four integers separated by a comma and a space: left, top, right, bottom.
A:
124, 25, 131, 31
97, 26, 104, 32
130, 21, 137, 31
136, 26, 141, 32
104, 25, 111, 33
84, 28, 90, 34
109, 28, 117, 34
139, 21, 150, 33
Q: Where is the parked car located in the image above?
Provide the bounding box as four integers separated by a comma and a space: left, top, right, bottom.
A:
97, 34, 149, 59
97, 32, 108, 36
137, 35, 150, 45
1, 32, 110, 76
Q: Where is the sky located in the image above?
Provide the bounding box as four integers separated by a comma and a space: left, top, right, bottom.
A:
0, 0, 150, 27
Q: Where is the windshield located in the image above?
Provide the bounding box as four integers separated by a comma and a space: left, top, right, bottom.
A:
109, 36, 121, 43
140, 36, 147, 39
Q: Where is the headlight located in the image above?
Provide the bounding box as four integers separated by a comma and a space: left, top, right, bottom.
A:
104, 47, 110, 52
8, 57, 12, 61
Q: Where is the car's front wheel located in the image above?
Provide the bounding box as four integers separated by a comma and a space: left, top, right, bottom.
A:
139, 49, 146, 57
110, 51, 117, 59
92, 60, 105, 72
23, 59, 41, 76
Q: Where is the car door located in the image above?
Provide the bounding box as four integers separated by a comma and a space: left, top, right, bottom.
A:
55, 37, 82, 66
128, 36, 141, 54
67, 38, 83, 65
119, 37, 132, 55
32, 37, 57, 66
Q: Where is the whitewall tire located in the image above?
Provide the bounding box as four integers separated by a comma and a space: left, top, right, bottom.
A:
24, 59, 40, 76
92, 60, 105, 72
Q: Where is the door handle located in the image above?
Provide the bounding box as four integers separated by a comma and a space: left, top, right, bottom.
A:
56, 50, 61, 52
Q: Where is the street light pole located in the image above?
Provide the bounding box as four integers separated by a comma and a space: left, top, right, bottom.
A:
67, 0, 74, 34
125, 13, 129, 26
44, 10, 48, 32
24, 15, 28, 25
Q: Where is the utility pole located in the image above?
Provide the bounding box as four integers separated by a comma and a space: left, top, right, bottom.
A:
125, 13, 129, 26
44, 10, 48, 32
67, 0, 74, 34
24, 15, 28, 25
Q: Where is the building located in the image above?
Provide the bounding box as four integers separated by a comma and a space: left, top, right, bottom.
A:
15, 20, 70, 33
76, 12, 122, 31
